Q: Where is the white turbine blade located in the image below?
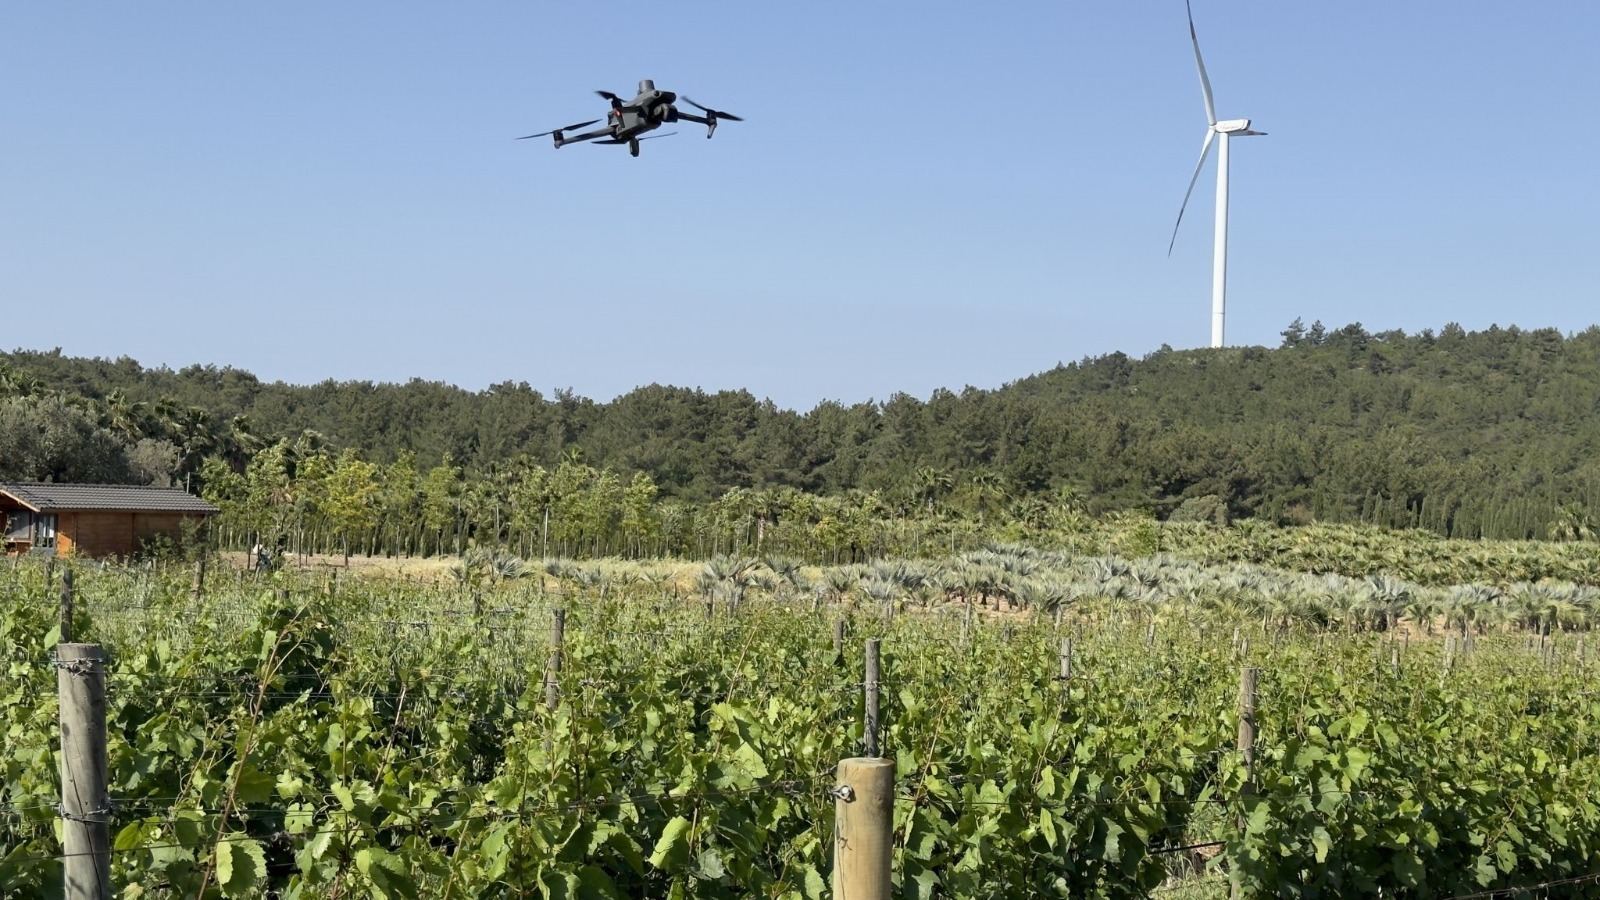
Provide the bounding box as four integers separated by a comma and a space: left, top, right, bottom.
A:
1186, 0, 1216, 126
1168, 128, 1216, 256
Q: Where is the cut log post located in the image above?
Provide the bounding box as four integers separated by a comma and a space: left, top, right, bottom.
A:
57, 643, 111, 900
832, 757, 894, 900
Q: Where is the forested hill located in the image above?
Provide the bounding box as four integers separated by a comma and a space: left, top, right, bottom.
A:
5, 319, 1600, 540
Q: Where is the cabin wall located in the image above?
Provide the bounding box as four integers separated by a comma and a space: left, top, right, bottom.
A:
66, 512, 137, 557
56, 512, 76, 557
135, 513, 201, 545
58, 511, 208, 558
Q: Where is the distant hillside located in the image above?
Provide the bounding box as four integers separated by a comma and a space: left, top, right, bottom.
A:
6, 319, 1600, 540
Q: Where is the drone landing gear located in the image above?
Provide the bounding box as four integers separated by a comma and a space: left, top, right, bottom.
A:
628, 138, 640, 158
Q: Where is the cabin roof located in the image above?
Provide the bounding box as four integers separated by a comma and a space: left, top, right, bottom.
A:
0, 482, 219, 514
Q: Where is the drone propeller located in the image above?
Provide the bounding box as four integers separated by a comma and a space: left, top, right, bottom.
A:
682, 97, 743, 121
596, 90, 625, 110
515, 119, 600, 139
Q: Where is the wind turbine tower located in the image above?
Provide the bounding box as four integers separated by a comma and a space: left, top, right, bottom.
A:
1168, 0, 1265, 349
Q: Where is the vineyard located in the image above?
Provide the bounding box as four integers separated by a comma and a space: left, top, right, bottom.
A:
4, 539, 1600, 898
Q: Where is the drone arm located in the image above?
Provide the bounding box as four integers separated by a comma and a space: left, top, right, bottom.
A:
556, 126, 614, 146
672, 111, 717, 138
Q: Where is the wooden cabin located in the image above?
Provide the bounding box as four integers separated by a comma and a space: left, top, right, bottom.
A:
0, 482, 218, 558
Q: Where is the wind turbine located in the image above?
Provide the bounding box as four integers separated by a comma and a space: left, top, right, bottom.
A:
1168, 0, 1265, 349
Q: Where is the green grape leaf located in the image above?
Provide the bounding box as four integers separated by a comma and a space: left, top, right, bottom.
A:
214, 835, 265, 897
649, 816, 694, 872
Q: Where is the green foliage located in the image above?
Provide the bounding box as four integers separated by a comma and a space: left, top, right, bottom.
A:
0, 394, 137, 483
5, 553, 1600, 896
11, 322, 1600, 544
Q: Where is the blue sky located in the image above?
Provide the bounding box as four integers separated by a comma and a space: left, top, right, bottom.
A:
5, 1, 1598, 411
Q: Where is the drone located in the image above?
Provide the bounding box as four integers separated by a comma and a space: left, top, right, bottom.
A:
517, 79, 743, 158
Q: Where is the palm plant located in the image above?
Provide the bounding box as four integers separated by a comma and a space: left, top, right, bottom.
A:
819, 567, 860, 606
1402, 590, 1445, 635
1444, 584, 1503, 636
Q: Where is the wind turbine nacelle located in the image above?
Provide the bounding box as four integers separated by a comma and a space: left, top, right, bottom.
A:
1215, 118, 1255, 134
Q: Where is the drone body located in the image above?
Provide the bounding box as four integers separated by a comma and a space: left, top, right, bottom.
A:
518, 80, 742, 158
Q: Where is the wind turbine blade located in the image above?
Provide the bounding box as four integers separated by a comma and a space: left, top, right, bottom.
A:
1186, 0, 1216, 126
1168, 128, 1216, 256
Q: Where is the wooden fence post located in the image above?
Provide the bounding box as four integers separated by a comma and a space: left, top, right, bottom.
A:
1058, 636, 1073, 683
832, 757, 894, 900
545, 608, 566, 712
1238, 667, 1259, 793
191, 555, 207, 603
833, 619, 846, 660
863, 638, 881, 759
59, 567, 75, 644
1232, 666, 1259, 900
543, 608, 566, 754
57, 643, 111, 900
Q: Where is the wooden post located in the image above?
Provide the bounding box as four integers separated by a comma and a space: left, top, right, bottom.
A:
832, 757, 893, 900
833, 619, 846, 660
191, 555, 207, 603
1231, 665, 1259, 900
59, 567, 75, 644
1058, 637, 1073, 682
1146, 621, 1156, 646
1237, 667, 1258, 793
863, 638, 881, 758
545, 608, 566, 713
57, 643, 111, 900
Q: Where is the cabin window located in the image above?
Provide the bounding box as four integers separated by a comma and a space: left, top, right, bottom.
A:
4, 512, 31, 543
34, 515, 57, 549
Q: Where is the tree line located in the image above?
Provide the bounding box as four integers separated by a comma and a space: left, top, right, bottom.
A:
4, 319, 1599, 547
